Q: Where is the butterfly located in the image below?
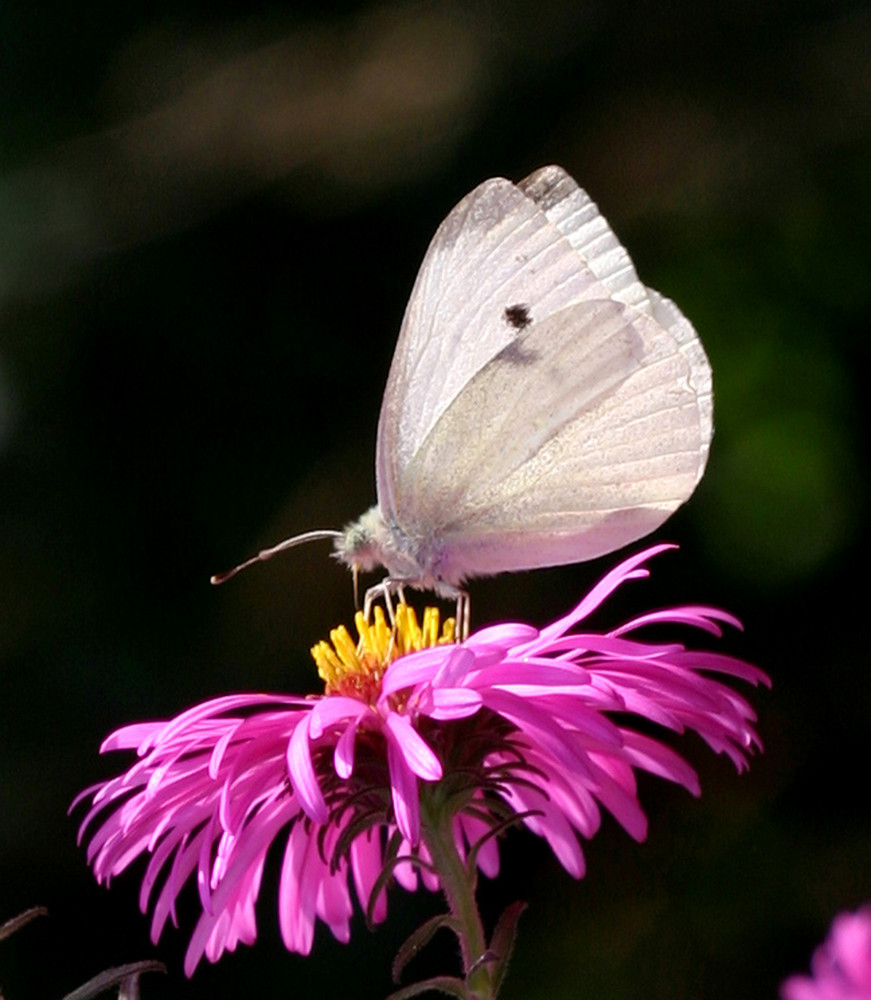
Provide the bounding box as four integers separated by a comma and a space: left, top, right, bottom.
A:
214, 165, 712, 629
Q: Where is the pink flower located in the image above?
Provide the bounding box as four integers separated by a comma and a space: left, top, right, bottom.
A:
783, 908, 871, 1000
74, 544, 768, 975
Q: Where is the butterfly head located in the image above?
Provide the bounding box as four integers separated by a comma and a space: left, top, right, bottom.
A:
334, 507, 390, 574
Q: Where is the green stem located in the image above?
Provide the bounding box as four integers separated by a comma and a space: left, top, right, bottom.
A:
420, 800, 494, 1000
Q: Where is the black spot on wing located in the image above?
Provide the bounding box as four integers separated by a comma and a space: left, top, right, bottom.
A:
503, 303, 532, 329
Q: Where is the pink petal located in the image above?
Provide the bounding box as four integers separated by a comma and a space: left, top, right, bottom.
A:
286, 717, 328, 824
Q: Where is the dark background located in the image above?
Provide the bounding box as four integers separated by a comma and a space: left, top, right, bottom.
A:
1, 1, 869, 997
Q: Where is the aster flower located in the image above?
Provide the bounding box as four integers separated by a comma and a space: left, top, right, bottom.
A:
783, 907, 871, 1000
75, 544, 768, 997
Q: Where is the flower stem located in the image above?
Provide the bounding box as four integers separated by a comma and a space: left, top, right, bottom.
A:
420, 801, 494, 1000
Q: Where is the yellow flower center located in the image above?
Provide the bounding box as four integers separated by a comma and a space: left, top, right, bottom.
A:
311, 604, 456, 701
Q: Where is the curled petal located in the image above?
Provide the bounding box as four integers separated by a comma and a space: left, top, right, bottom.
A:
287, 717, 328, 824
386, 737, 421, 845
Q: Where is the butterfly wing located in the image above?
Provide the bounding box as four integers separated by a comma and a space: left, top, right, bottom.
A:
375, 174, 613, 520
646, 287, 713, 478
392, 297, 708, 583
519, 165, 651, 312
373, 165, 712, 586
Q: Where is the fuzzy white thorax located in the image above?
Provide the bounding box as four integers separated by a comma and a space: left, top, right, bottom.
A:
335, 506, 459, 596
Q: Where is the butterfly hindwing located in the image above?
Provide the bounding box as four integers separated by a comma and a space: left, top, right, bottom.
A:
393, 297, 705, 580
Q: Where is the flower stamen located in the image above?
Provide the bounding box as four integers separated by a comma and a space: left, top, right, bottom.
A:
311, 604, 456, 700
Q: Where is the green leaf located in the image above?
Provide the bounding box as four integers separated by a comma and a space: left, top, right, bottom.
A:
393, 914, 462, 983
61, 961, 166, 1000
489, 901, 527, 995
0, 906, 47, 942
385, 974, 469, 999
366, 849, 436, 928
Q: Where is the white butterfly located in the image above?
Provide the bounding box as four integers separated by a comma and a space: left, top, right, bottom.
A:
215, 166, 712, 621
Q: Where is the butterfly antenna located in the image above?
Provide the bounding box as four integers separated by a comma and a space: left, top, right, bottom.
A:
210, 529, 343, 585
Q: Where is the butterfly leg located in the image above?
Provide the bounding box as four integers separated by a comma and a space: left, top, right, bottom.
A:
362, 578, 469, 641
453, 588, 470, 642
363, 580, 395, 626
427, 583, 472, 641
362, 578, 410, 628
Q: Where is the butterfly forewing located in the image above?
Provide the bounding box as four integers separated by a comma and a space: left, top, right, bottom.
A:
519, 165, 651, 313
376, 175, 613, 520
